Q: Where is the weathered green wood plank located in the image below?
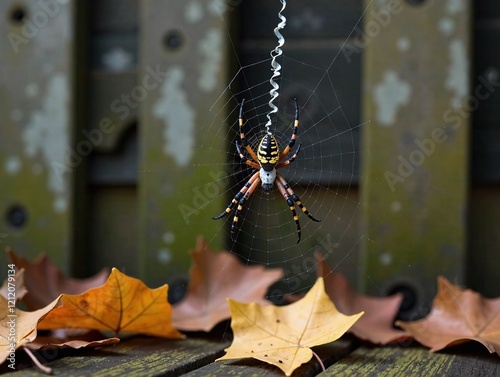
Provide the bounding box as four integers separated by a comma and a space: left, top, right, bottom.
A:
138, 0, 230, 286
5, 336, 229, 376
0, 0, 80, 274
320, 343, 500, 376
359, 0, 470, 318
182, 339, 357, 377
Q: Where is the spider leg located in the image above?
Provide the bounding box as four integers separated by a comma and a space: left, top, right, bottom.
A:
238, 99, 260, 163
231, 175, 261, 241
278, 98, 299, 162
212, 171, 259, 220
276, 143, 301, 169
278, 173, 321, 222
236, 141, 260, 170
276, 178, 302, 243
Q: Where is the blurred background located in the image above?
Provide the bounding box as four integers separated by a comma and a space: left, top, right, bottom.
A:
0, 0, 499, 318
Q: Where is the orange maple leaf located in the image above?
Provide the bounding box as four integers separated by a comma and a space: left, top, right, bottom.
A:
7, 248, 109, 310
396, 276, 500, 354
38, 268, 184, 339
0, 295, 60, 365
172, 237, 283, 331
217, 277, 363, 376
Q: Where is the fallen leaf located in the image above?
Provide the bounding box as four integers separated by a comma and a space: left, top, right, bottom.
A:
217, 277, 363, 376
26, 333, 120, 351
38, 268, 184, 339
0, 268, 27, 301
0, 295, 61, 365
172, 236, 283, 331
315, 253, 408, 344
7, 248, 109, 310
397, 276, 500, 354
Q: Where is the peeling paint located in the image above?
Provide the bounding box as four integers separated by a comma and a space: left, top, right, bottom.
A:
438, 17, 455, 36
157, 248, 172, 264
186, 1, 203, 23
445, 39, 468, 107
153, 66, 195, 167
390, 201, 401, 212
396, 37, 410, 52
163, 232, 175, 243
22, 74, 69, 213
446, 0, 465, 14
102, 47, 133, 71
198, 28, 223, 92
4, 156, 21, 174
373, 70, 411, 127
379, 252, 392, 266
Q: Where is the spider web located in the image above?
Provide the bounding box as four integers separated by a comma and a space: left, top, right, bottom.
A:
189, 2, 370, 300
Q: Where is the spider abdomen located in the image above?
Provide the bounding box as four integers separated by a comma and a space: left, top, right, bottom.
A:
260, 167, 276, 192
257, 134, 280, 171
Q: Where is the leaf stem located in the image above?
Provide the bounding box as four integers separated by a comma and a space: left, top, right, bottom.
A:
312, 350, 326, 373
24, 347, 53, 375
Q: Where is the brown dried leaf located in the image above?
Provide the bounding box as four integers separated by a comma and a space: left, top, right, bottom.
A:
397, 276, 500, 354
315, 253, 409, 344
26, 331, 120, 351
7, 248, 109, 310
172, 236, 284, 331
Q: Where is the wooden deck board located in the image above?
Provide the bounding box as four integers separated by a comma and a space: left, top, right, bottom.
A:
4, 336, 229, 376
3, 337, 499, 376
320, 343, 500, 377
181, 339, 357, 377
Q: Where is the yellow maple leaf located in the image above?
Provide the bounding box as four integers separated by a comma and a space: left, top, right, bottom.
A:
38, 268, 183, 339
217, 277, 363, 376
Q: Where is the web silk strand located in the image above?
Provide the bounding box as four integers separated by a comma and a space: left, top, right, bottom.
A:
265, 0, 287, 135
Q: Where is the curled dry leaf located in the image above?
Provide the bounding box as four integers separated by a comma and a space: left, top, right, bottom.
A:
26, 333, 119, 351
0, 268, 27, 301
315, 252, 409, 344
217, 277, 363, 376
7, 248, 109, 310
172, 236, 284, 331
38, 268, 184, 339
0, 295, 61, 365
397, 276, 500, 355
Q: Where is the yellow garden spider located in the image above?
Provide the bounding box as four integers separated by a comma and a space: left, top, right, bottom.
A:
213, 98, 320, 243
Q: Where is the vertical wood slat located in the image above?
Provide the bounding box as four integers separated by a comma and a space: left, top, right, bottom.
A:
0, 0, 79, 273
138, 0, 230, 286
359, 0, 470, 318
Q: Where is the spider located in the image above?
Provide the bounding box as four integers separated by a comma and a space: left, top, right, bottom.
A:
213, 98, 320, 243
